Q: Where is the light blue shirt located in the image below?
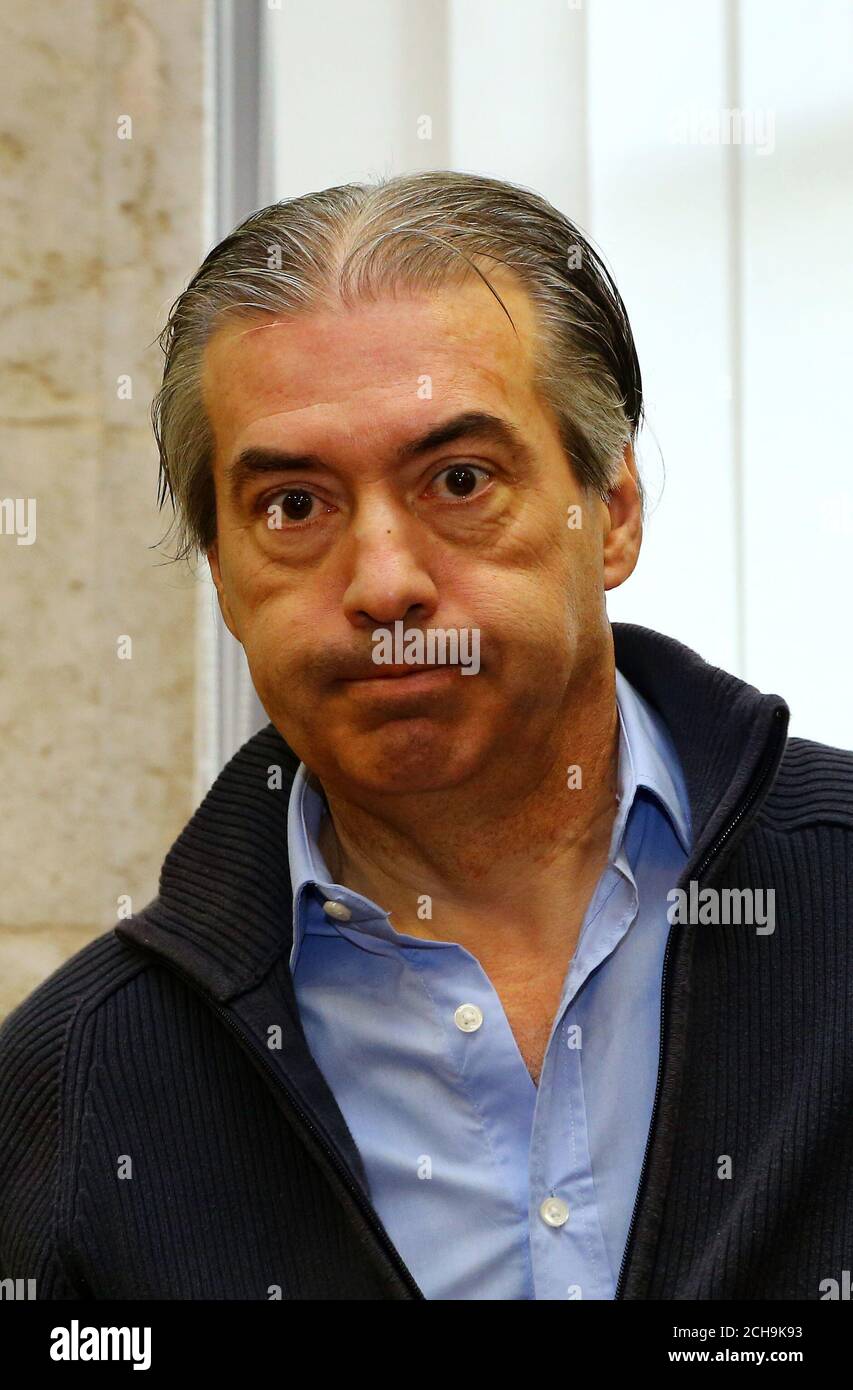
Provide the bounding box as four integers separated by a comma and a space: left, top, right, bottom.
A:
286, 668, 693, 1299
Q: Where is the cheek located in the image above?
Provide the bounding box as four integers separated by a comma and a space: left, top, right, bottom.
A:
485, 547, 601, 680
257, 601, 305, 656
485, 523, 591, 618
483, 485, 584, 590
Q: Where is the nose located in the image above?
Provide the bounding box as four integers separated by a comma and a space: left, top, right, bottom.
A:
341, 499, 439, 631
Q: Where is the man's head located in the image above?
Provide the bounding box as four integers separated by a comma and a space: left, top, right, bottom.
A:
153, 171, 644, 799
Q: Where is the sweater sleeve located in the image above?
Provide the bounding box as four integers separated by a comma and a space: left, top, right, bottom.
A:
0, 977, 85, 1299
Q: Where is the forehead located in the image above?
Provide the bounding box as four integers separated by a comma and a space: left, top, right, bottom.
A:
200, 272, 543, 454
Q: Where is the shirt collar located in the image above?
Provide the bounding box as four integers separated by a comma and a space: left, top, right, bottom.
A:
287, 667, 693, 970
614, 667, 693, 857
286, 758, 392, 973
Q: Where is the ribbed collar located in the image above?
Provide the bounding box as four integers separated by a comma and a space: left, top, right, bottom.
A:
115, 622, 790, 1003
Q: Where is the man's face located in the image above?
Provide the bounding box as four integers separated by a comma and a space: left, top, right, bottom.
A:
204, 270, 640, 797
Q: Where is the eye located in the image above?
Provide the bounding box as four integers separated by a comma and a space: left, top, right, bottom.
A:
426, 463, 493, 502
263, 488, 334, 529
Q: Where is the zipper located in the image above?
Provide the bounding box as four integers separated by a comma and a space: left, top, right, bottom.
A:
128, 943, 425, 1300
614, 705, 787, 1299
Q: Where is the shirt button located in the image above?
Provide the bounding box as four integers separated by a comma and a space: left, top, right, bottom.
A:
539, 1196, 570, 1227
454, 1003, 483, 1033
322, 899, 352, 922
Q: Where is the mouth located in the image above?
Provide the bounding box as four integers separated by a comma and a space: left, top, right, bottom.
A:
341, 665, 461, 693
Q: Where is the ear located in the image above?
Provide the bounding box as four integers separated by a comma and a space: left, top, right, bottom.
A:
207, 540, 239, 641
602, 441, 643, 592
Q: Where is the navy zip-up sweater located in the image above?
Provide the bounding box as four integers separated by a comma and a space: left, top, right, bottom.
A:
1, 622, 852, 1300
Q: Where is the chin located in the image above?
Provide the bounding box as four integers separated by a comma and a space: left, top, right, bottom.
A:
332, 723, 487, 795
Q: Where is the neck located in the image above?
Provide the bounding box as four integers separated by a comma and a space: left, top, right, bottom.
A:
315, 652, 621, 959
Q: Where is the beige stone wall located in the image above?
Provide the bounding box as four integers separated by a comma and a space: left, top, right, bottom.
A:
0, 2, 207, 1018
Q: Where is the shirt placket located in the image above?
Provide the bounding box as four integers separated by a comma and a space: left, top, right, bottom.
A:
409, 941, 540, 1284
528, 860, 640, 1300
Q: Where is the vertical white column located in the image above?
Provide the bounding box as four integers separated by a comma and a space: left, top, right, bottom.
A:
446, 0, 589, 222
739, 0, 853, 745
586, 0, 741, 673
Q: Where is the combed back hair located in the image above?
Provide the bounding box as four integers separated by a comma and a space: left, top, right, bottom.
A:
151, 169, 645, 562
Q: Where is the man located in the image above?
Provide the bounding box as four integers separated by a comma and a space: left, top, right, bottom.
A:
1, 170, 851, 1301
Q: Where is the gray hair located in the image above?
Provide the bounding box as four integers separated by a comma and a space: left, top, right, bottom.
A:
152, 169, 645, 562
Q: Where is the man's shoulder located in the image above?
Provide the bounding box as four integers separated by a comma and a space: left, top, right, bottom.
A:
761, 732, 853, 831
0, 923, 152, 1090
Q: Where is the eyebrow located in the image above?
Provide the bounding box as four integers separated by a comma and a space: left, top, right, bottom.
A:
225, 410, 529, 506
